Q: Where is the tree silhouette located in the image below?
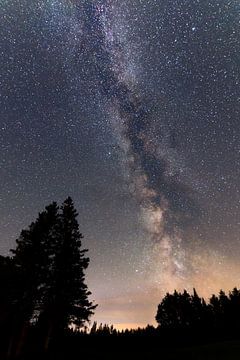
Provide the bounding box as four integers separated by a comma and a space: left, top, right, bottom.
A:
156, 289, 210, 330
37, 197, 97, 349
9, 202, 59, 357
6, 197, 96, 355
209, 288, 240, 331
229, 287, 240, 329
155, 290, 191, 328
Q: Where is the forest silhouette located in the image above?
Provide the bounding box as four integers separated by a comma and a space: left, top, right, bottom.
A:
1, 198, 240, 359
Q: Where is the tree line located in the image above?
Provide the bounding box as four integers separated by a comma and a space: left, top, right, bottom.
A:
83, 286, 240, 336
0, 198, 240, 359
156, 288, 240, 331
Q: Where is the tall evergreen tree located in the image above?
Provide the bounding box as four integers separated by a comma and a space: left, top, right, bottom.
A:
37, 197, 97, 347
9, 202, 59, 357
8, 198, 96, 354
59, 197, 97, 329
11, 202, 59, 318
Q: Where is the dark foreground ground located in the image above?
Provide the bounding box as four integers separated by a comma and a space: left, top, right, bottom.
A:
17, 338, 240, 360
54, 341, 240, 360
3, 330, 240, 360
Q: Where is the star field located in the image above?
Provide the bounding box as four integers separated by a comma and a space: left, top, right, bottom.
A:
0, 0, 239, 328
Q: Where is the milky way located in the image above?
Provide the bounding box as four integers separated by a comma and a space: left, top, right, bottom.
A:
84, 0, 196, 290
0, 0, 239, 328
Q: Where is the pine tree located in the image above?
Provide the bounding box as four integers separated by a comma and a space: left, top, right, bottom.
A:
8, 198, 96, 354
229, 288, 240, 329
9, 202, 59, 357
11, 202, 59, 317
38, 197, 97, 347
58, 197, 96, 328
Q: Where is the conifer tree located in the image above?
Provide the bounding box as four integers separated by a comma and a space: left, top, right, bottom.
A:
9, 198, 96, 353
37, 197, 97, 347
9, 202, 59, 356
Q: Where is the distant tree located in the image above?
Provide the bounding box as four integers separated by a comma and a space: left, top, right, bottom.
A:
209, 288, 240, 331
210, 290, 227, 328
155, 290, 190, 328
191, 288, 207, 327
89, 322, 118, 336
156, 289, 209, 329
229, 287, 240, 328
90, 321, 98, 335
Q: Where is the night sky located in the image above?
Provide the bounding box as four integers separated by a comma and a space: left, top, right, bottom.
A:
0, 0, 239, 329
